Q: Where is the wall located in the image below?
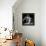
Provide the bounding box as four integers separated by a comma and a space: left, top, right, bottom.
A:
0, 0, 16, 30
13, 0, 42, 46
41, 0, 46, 46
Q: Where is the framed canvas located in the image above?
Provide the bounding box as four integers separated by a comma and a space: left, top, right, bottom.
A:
22, 13, 35, 26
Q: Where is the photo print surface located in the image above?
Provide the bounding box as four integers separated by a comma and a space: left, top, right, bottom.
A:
22, 13, 35, 25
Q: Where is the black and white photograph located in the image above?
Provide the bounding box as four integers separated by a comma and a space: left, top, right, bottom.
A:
22, 13, 35, 25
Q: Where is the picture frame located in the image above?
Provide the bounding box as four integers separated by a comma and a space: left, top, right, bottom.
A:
22, 13, 35, 26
